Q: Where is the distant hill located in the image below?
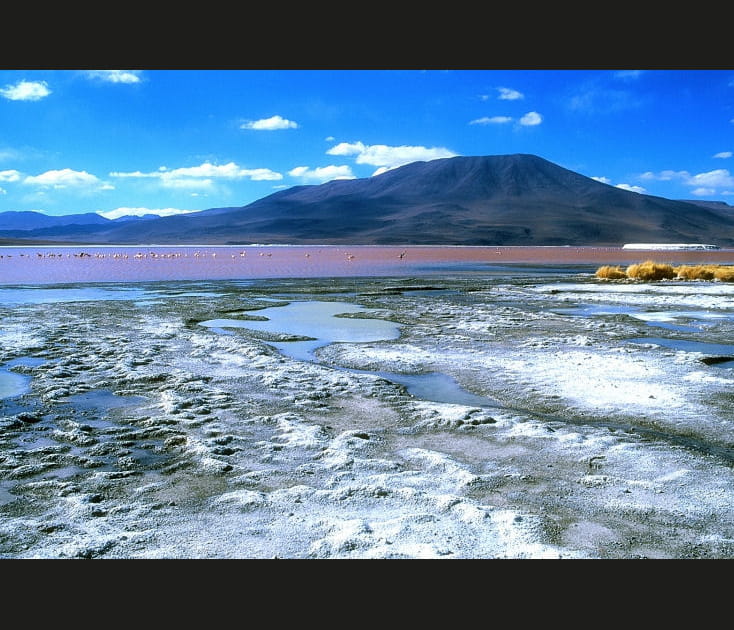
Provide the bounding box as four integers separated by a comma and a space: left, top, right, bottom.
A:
0, 210, 111, 231
677, 199, 734, 212
3, 154, 734, 247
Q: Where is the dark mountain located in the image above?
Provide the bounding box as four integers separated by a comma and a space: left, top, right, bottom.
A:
4, 154, 734, 247
678, 199, 734, 212
0, 210, 111, 231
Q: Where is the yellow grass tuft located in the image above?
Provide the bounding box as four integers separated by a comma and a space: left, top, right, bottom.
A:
594, 261, 734, 282
625, 260, 676, 281
714, 267, 734, 282
595, 265, 627, 280
674, 264, 717, 280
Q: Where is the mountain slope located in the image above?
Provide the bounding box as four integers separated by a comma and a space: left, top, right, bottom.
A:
0, 211, 111, 231
4, 154, 734, 246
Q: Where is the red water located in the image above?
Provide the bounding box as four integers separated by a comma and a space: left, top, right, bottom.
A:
2, 245, 734, 285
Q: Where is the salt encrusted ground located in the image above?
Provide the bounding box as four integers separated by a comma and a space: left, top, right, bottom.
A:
1, 272, 733, 559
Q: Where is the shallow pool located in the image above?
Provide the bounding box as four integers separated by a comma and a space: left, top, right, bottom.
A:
201, 300, 402, 362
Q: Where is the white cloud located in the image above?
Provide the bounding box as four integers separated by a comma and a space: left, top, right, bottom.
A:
0, 80, 51, 101
615, 183, 646, 193
0, 187, 5, 194
110, 161, 283, 189
85, 70, 142, 84
519, 111, 542, 126
240, 115, 298, 130
688, 169, 734, 188
639, 170, 690, 182
288, 165, 355, 183
592, 175, 645, 193
97, 207, 198, 220
714, 151, 732, 159
469, 116, 512, 125
498, 87, 523, 100
0, 169, 21, 182
327, 142, 457, 175
23, 168, 107, 190
327, 141, 367, 157
639, 167, 734, 195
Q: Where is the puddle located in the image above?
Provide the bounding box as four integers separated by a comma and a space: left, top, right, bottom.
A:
366, 369, 500, 408
628, 337, 734, 367
201, 300, 402, 362
552, 304, 641, 317
552, 304, 731, 333
66, 389, 148, 412
0, 357, 46, 400
0, 286, 156, 305
0, 369, 30, 399
202, 299, 499, 407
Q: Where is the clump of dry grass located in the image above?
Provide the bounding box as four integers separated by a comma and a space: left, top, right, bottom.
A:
674, 264, 717, 280
595, 261, 734, 282
714, 267, 734, 282
595, 265, 627, 280
625, 260, 677, 281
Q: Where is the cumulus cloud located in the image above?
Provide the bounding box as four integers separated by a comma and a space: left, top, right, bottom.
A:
0, 80, 51, 101
714, 151, 732, 159
519, 111, 543, 126
288, 165, 355, 183
23, 168, 110, 190
469, 116, 512, 125
110, 161, 283, 190
615, 183, 646, 193
591, 176, 612, 185
639, 170, 690, 182
85, 70, 142, 84
97, 207, 198, 220
592, 175, 645, 193
639, 167, 734, 196
641, 168, 734, 188
240, 115, 298, 130
327, 141, 457, 176
498, 87, 523, 100
0, 169, 21, 182
688, 169, 734, 188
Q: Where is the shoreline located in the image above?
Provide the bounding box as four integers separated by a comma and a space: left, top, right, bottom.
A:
3, 244, 734, 286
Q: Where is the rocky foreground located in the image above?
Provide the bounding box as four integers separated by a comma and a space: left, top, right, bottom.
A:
1, 272, 733, 558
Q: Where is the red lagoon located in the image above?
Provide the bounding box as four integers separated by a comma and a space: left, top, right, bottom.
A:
3, 244, 734, 286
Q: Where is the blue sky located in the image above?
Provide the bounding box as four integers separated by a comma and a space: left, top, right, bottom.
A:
0, 69, 733, 219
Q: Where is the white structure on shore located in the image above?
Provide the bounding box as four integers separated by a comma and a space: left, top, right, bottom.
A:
622, 243, 720, 250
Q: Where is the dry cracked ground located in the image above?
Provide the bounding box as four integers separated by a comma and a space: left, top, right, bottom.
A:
1, 271, 733, 558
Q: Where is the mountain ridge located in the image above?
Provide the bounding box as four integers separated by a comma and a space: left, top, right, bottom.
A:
3, 154, 734, 247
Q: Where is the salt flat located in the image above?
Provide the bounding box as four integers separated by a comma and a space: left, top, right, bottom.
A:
1, 271, 733, 558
